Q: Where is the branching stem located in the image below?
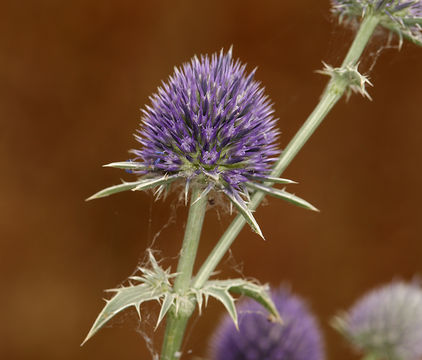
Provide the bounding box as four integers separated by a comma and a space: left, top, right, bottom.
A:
192, 14, 380, 290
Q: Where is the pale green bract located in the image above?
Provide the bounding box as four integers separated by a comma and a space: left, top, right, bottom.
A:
82, 252, 281, 346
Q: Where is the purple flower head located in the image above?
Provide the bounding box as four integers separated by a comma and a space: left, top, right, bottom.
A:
331, 0, 422, 46
132, 48, 279, 191
89, 48, 318, 237
334, 281, 422, 360
210, 286, 325, 360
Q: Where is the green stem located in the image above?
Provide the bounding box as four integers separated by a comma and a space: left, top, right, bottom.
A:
342, 15, 380, 67
193, 14, 380, 290
160, 187, 208, 360
361, 353, 378, 360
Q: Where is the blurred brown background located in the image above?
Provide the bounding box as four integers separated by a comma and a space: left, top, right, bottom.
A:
1, 0, 422, 359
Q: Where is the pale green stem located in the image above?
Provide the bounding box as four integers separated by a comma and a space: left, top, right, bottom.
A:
192, 14, 380, 290
160, 187, 208, 360
361, 353, 378, 360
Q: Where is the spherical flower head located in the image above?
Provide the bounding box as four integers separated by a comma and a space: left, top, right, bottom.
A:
331, 0, 422, 46
333, 281, 422, 360
89, 48, 318, 236
209, 286, 325, 360
132, 48, 279, 196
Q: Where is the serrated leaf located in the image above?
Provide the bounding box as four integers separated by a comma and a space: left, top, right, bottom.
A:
156, 293, 175, 329
204, 288, 238, 329
82, 251, 176, 345
249, 175, 297, 185
204, 279, 281, 323
229, 282, 281, 323
86, 181, 144, 201
103, 161, 148, 170
81, 283, 167, 346
247, 182, 319, 212
223, 190, 264, 239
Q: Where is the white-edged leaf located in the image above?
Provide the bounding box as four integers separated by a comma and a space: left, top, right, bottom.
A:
223, 190, 264, 239
132, 175, 179, 192
204, 279, 281, 323
81, 284, 167, 346
205, 288, 238, 329
86, 181, 145, 201
86, 175, 180, 201
82, 251, 176, 345
247, 182, 319, 212
156, 293, 175, 329
249, 175, 297, 185
103, 161, 148, 170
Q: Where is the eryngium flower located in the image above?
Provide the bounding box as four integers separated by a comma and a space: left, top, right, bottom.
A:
210, 286, 325, 360
332, 0, 422, 46
132, 48, 279, 192
89, 49, 318, 237
333, 281, 422, 360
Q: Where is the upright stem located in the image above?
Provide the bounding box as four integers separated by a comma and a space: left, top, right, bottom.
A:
160, 187, 208, 360
361, 353, 378, 360
193, 14, 380, 290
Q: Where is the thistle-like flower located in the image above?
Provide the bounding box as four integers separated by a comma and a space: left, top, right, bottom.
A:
88, 48, 317, 237
209, 286, 325, 360
333, 281, 422, 360
332, 0, 422, 46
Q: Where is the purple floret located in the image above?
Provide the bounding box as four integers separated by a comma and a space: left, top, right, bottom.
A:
335, 281, 422, 360
331, 0, 422, 14
331, 0, 422, 45
131, 48, 279, 191
210, 286, 325, 360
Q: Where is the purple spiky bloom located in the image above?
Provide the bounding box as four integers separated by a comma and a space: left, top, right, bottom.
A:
90, 48, 318, 236
332, 0, 422, 46
334, 281, 422, 360
132, 48, 279, 192
210, 286, 325, 360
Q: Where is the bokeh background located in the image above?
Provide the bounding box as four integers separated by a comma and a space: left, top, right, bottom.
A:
2, 0, 422, 359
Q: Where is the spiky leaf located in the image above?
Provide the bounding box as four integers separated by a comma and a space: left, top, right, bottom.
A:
202, 286, 239, 328
249, 175, 297, 185
223, 190, 264, 239
103, 161, 148, 170
203, 279, 281, 323
156, 293, 176, 329
82, 252, 175, 345
87, 174, 180, 201
86, 181, 143, 201
81, 283, 168, 345
247, 182, 319, 212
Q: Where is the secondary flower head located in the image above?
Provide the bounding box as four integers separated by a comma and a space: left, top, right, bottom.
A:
210, 286, 325, 360
333, 281, 422, 360
332, 0, 422, 46
89, 48, 318, 237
